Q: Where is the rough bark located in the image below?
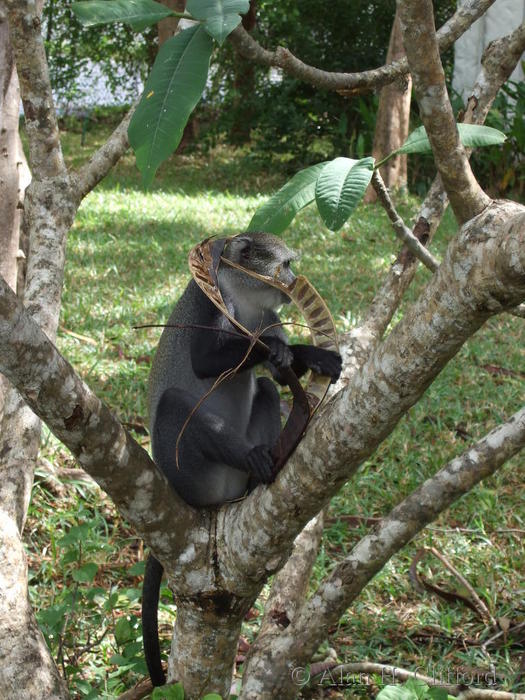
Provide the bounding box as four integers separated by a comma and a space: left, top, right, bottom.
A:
169, 597, 254, 697
239, 405, 525, 699
364, 11, 411, 202
229, 0, 496, 93
397, 0, 490, 224
245, 513, 325, 673
0, 1, 75, 692
0, 10, 20, 293
0, 6, 28, 421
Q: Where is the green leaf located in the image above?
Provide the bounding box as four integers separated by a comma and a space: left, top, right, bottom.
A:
58, 523, 91, 546
72, 562, 99, 583
152, 682, 185, 699
315, 156, 374, 231
427, 688, 449, 700
201, 695, 223, 700
398, 123, 506, 155
248, 162, 328, 234
71, 0, 174, 30
405, 679, 430, 700
187, 0, 249, 43
128, 561, 146, 576
377, 685, 417, 700
128, 25, 213, 187
114, 616, 133, 644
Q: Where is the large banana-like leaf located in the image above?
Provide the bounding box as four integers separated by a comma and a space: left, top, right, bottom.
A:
399, 123, 506, 155
128, 25, 213, 187
72, 0, 174, 30
249, 162, 329, 234
315, 157, 374, 231
187, 0, 250, 43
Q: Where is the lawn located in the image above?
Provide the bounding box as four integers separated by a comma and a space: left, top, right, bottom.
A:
25, 124, 525, 699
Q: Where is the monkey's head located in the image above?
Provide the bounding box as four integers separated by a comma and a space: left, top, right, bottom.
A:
219, 232, 299, 311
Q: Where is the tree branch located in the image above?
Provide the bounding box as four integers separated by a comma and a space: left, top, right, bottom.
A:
239, 405, 525, 700
293, 405, 525, 671
5, 0, 65, 181
229, 0, 496, 93
0, 273, 199, 563
71, 106, 134, 203
371, 171, 439, 272
220, 200, 525, 585
463, 21, 525, 126
247, 512, 325, 667
397, 0, 490, 224
0, 510, 69, 699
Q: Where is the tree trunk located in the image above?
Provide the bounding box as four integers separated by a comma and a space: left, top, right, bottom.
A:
169, 596, 254, 698
364, 11, 411, 203
0, 11, 28, 421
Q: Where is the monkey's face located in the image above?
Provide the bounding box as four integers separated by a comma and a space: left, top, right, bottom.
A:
219, 232, 298, 311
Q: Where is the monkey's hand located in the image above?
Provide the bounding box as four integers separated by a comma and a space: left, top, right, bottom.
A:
263, 337, 293, 371
245, 445, 275, 484
288, 345, 343, 384
305, 347, 342, 383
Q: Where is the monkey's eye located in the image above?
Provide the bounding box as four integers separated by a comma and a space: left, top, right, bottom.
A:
283, 260, 290, 269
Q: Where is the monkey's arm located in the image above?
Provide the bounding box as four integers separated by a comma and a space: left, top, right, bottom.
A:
191, 315, 293, 379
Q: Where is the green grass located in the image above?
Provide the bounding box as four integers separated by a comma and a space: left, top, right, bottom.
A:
25, 126, 524, 699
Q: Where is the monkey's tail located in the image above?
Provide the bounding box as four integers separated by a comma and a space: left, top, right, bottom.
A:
142, 554, 166, 686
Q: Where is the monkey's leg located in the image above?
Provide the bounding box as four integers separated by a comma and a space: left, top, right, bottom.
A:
247, 377, 281, 445
246, 377, 282, 489
153, 387, 274, 506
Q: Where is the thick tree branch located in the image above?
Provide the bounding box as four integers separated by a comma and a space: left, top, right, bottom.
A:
219, 200, 525, 589
229, 0, 496, 93
239, 405, 525, 700
248, 513, 325, 664
397, 0, 490, 224
0, 273, 199, 564
5, 0, 64, 181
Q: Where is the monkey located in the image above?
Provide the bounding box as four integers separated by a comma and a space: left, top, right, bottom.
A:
142, 231, 342, 686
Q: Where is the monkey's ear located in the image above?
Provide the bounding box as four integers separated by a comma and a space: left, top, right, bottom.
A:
224, 235, 252, 264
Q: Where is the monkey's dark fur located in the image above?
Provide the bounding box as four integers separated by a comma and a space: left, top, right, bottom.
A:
142, 232, 342, 686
